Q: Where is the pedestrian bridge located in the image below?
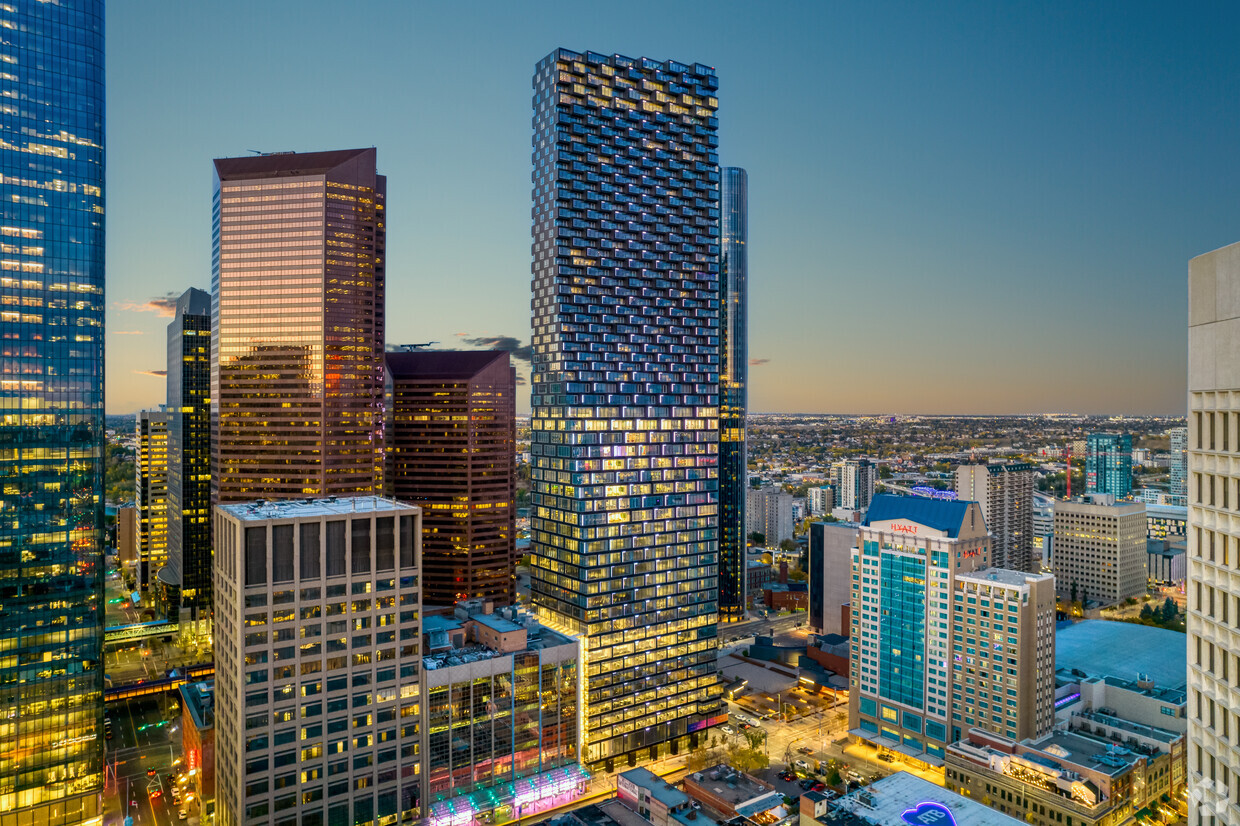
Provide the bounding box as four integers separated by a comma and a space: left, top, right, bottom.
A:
104, 620, 178, 644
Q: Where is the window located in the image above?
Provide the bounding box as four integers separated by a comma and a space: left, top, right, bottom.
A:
246, 527, 267, 586
326, 521, 346, 577
273, 524, 295, 583
351, 519, 371, 574
300, 521, 321, 580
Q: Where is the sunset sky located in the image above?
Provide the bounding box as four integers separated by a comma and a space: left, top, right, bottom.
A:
106, 0, 1240, 416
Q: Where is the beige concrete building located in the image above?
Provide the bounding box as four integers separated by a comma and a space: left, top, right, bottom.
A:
116, 504, 139, 564
1188, 241, 1240, 825
950, 568, 1056, 742
956, 462, 1036, 572
212, 497, 422, 826
1052, 497, 1146, 605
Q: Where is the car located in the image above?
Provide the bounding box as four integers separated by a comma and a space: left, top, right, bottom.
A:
794, 759, 812, 772
719, 725, 735, 735
810, 781, 827, 792
147, 769, 157, 777
178, 810, 188, 821
798, 778, 815, 790
877, 752, 895, 763
778, 770, 796, 782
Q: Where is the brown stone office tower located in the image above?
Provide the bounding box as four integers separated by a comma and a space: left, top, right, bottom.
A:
385, 350, 516, 605
211, 149, 385, 503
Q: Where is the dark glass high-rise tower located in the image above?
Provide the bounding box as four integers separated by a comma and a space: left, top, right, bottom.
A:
165, 288, 212, 627
530, 48, 725, 769
719, 167, 747, 619
0, 1, 106, 822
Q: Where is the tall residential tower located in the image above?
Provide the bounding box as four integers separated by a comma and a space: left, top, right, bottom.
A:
955, 462, 1035, 572
529, 49, 724, 768
719, 167, 747, 619
0, 1, 107, 821
212, 149, 385, 504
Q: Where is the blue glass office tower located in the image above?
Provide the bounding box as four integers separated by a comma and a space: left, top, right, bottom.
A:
1085, 432, 1133, 498
0, 2, 105, 823
719, 168, 747, 619
530, 49, 725, 769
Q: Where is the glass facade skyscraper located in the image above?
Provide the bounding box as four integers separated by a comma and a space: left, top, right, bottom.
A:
0, 1, 106, 822
718, 168, 747, 619
529, 48, 725, 768
166, 288, 212, 625
1085, 432, 1133, 498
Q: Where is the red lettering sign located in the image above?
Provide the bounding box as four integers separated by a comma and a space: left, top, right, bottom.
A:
891, 523, 918, 535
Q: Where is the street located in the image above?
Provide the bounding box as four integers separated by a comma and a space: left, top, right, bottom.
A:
104, 695, 197, 826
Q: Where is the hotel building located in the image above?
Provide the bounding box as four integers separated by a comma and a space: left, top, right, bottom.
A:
213, 497, 423, 826
529, 49, 724, 767
212, 149, 385, 503
849, 494, 990, 765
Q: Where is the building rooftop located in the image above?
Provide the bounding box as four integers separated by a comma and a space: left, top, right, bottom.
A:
1145, 503, 1188, 520
217, 495, 415, 522
422, 604, 573, 672
687, 765, 773, 811
863, 494, 976, 537
825, 772, 1024, 826
1099, 675, 1187, 706
214, 147, 375, 180
1055, 620, 1187, 690
178, 680, 214, 731
386, 349, 509, 379
620, 767, 690, 810
956, 567, 1052, 588
1034, 729, 1144, 776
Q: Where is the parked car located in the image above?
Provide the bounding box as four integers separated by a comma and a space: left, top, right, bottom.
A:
794, 759, 812, 772
798, 778, 815, 790
778, 769, 796, 782
810, 781, 827, 792
720, 725, 735, 735
877, 752, 895, 763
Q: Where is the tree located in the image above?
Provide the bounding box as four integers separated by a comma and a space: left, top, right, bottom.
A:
1161, 597, 1178, 622
1140, 604, 1153, 621
778, 538, 797, 553
1070, 581, 1078, 606
747, 532, 766, 547
726, 745, 769, 772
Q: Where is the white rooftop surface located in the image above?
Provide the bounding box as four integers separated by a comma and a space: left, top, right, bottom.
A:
218, 495, 417, 521
956, 567, 1051, 587
1056, 620, 1187, 690
831, 772, 1023, 826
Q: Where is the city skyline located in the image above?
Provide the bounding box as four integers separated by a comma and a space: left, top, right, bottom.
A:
104, 1, 1240, 417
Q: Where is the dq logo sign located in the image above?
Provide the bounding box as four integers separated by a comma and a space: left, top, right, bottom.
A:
901, 802, 958, 826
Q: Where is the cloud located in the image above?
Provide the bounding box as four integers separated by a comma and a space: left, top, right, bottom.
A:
749, 358, 771, 366
133, 369, 167, 377
515, 375, 528, 386
460, 334, 533, 363
115, 292, 179, 317
113, 330, 145, 335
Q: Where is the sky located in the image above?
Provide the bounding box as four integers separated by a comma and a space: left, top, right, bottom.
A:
105, 0, 1240, 416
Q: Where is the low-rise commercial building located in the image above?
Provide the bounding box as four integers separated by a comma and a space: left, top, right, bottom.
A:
803, 771, 1025, 826
683, 765, 775, 820
945, 720, 1184, 826
179, 680, 215, 822
763, 583, 807, 611
617, 768, 695, 826
422, 600, 586, 826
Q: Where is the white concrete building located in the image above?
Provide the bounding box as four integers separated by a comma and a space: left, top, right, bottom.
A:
746, 486, 794, 545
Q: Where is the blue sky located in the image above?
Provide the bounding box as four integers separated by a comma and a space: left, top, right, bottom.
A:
106, 0, 1240, 415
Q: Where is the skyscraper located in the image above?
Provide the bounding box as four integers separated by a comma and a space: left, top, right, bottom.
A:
719, 167, 748, 619
1085, 432, 1133, 498
166, 288, 212, 626
385, 350, 516, 606
212, 149, 385, 504
955, 462, 1035, 572
835, 458, 876, 511
136, 409, 170, 594
0, 2, 106, 821
1052, 497, 1146, 606
212, 497, 423, 826
1187, 241, 1240, 824
529, 49, 725, 768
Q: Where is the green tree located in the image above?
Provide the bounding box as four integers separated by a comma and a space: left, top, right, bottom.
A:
1140, 604, 1153, 621
747, 532, 766, 547
778, 538, 797, 552
105, 442, 135, 503
1161, 597, 1178, 622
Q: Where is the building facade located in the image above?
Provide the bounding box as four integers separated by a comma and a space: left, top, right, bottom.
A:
1187, 241, 1240, 825
955, 462, 1035, 572
528, 49, 725, 768
848, 495, 991, 765
1085, 433, 1133, 498
212, 149, 385, 504
386, 350, 516, 606
1051, 498, 1146, 606
166, 288, 212, 626
422, 601, 585, 826
835, 459, 876, 511
807, 486, 834, 517
1168, 426, 1187, 501
0, 2, 106, 821
808, 521, 857, 636
212, 497, 423, 826
949, 568, 1056, 742
746, 486, 793, 546
137, 409, 170, 595
718, 166, 748, 621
